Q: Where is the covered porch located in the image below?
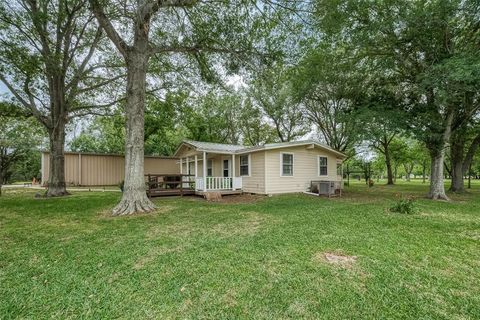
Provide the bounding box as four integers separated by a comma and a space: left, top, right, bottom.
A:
178, 151, 243, 193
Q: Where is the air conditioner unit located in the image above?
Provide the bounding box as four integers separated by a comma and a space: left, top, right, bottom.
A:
310, 180, 341, 197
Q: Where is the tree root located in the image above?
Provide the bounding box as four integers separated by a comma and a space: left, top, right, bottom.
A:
45, 189, 70, 197
428, 192, 450, 201
112, 194, 156, 216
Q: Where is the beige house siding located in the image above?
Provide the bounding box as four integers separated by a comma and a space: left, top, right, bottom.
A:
42, 152, 179, 186
264, 145, 342, 194
235, 152, 266, 194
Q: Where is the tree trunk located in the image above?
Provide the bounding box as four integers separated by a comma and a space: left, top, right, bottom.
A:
429, 151, 448, 199
427, 111, 453, 200
112, 50, 155, 215
450, 158, 465, 192
422, 160, 426, 183
468, 162, 472, 189
384, 146, 394, 185
462, 132, 480, 190
404, 164, 411, 182
0, 156, 3, 197
46, 119, 69, 197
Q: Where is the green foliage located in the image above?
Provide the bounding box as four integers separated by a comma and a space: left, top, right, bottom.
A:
250, 64, 309, 142
294, 44, 362, 153
390, 195, 418, 215
70, 111, 125, 154
179, 92, 242, 144
0, 115, 45, 184
238, 97, 278, 146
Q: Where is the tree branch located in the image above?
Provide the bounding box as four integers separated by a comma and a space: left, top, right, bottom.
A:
0, 73, 50, 127
89, 0, 129, 58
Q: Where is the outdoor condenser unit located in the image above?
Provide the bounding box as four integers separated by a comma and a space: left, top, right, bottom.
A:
310, 180, 341, 197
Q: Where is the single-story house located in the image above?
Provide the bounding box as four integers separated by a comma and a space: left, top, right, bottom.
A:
174, 139, 346, 195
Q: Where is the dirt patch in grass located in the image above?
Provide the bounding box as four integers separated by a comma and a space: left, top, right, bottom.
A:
133, 245, 183, 270
216, 194, 266, 204
313, 251, 358, 267
211, 211, 271, 237
146, 222, 196, 240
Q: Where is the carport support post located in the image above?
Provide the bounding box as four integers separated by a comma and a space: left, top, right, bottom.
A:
203, 152, 207, 191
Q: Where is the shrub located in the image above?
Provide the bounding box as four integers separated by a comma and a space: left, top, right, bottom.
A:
390, 194, 418, 214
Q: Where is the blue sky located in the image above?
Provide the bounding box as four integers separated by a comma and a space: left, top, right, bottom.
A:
0, 81, 8, 94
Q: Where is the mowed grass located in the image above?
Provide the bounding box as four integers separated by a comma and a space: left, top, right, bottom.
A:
1, 181, 479, 319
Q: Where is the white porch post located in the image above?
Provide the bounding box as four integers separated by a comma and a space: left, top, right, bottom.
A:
203, 151, 207, 191
185, 156, 189, 188
180, 157, 183, 174
194, 155, 198, 178
231, 153, 235, 190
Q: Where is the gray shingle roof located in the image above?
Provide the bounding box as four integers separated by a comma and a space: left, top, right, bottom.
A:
177, 139, 346, 158
182, 140, 245, 153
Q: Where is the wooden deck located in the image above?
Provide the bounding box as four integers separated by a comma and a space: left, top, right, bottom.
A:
146, 174, 195, 198
145, 174, 243, 198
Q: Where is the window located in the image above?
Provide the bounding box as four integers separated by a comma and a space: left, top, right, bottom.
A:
207, 159, 213, 176
281, 153, 294, 176
223, 159, 229, 177
240, 155, 249, 176
319, 156, 328, 176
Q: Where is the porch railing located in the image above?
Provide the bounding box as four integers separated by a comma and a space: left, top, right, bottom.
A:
195, 176, 242, 191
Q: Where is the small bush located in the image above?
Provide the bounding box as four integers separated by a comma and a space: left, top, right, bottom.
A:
390, 194, 418, 214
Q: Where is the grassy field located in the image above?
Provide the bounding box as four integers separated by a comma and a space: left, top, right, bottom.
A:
1, 181, 479, 319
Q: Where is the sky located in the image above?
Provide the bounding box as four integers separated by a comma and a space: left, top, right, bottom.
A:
0, 81, 8, 95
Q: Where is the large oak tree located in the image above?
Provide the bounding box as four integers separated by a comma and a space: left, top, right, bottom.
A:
0, 0, 121, 196
89, 0, 289, 215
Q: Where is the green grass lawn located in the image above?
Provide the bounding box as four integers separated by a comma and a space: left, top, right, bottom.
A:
1, 181, 479, 319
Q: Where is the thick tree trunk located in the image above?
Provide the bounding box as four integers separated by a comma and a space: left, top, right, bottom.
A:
112, 50, 155, 215
428, 151, 448, 199
427, 112, 453, 200
448, 135, 465, 192
384, 146, 394, 185
450, 158, 465, 193
46, 120, 69, 197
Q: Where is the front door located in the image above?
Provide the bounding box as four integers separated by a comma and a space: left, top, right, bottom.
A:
223, 159, 230, 177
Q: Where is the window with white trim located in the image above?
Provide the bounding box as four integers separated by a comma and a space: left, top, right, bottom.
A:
207, 159, 213, 176
281, 153, 294, 176
319, 156, 328, 176
240, 155, 250, 176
